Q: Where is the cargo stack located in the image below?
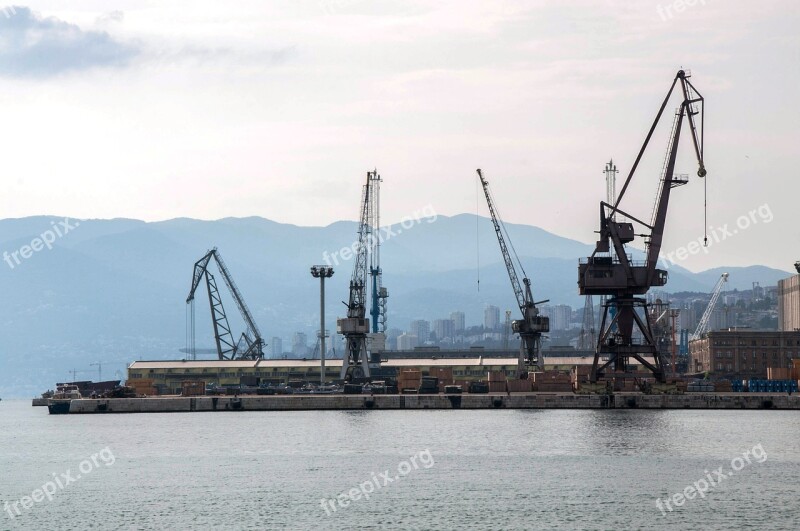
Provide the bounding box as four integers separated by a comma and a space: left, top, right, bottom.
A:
713, 380, 733, 393
397, 369, 421, 393
505, 379, 532, 393
767, 367, 792, 380
533, 371, 573, 393
430, 368, 454, 393
454, 380, 471, 393
418, 376, 439, 394
487, 371, 507, 393
127, 378, 157, 396
570, 365, 592, 391
181, 380, 205, 397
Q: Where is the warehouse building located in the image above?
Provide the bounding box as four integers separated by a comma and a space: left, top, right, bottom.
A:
689, 329, 800, 378
127, 355, 653, 395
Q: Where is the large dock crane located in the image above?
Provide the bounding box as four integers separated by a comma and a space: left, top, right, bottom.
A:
579, 69, 706, 383
477, 169, 549, 376
338, 171, 377, 379
186, 248, 265, 360
691, 273, 729, 341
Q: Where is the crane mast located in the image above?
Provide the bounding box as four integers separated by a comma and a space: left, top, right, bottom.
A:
477, 169, 549, 375
579, 69, 706, 383
368, 171, 388, 334
186, 248, 265, 360
692, 273, 729, 341
338, 171, 375, 379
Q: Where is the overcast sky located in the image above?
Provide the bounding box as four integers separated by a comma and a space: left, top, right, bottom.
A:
0, 1, 797, 272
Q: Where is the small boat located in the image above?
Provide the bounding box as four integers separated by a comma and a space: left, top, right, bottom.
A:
47, 384, 82, 415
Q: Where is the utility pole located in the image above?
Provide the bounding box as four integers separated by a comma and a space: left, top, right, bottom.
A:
311, 265, 334, 385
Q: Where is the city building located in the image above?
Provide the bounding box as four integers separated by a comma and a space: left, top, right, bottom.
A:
397, 333, 418, 350
484, 305, 500, 330
450, 311, 466, 332
689, 329, 800, 378
433, 318, 456, 341
541, 305, 573, 331
409, 320, 430, 344
270, 337, 283, 359
292, 332, 308, 357
778, 273, 800, 331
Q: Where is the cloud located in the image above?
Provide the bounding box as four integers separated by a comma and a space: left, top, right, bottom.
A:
0, 6, 138, 77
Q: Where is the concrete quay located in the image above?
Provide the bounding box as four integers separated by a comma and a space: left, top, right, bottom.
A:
62, 392, 800, 413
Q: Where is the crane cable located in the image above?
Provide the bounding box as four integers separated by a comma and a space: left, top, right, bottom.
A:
476, 176, 480, 292
487, 183, 528, 280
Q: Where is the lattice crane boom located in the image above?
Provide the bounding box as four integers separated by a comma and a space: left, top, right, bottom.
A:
692, 273, 729, 340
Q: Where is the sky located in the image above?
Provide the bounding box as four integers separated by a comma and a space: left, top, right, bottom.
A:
0, 0, 797, 273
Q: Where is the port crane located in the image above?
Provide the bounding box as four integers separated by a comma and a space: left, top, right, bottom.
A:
338, 171, 377, 379
579, 69, 706, 383
477, 169, 550, 376
186, 248, 265, 360
691, 273, 729, 341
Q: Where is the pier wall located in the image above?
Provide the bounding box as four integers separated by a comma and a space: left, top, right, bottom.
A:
65, 392, 800, 414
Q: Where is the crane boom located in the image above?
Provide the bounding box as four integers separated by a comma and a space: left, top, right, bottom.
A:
692, 273, 729, 340
477, 169, 527, 313
477, 169, 549, 374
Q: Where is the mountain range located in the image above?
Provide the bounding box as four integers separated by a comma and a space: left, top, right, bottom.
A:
0, 214, 793, 397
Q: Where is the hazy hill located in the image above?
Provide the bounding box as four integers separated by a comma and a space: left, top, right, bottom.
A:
0, 214, 792, 397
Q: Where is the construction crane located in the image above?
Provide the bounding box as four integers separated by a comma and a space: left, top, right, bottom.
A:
186, 248, 265, 360
338, 171, 377, 379
477, 169, 550, 376
692, 273, 729, 341
579, 69, 706, 383
368, 171, 389, 334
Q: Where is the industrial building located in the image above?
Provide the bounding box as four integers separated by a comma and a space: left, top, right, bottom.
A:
127, 355, 654, 395
689, 329, 800, 378
778, 273, 800, 331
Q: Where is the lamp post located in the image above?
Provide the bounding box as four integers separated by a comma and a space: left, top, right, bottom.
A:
310, 266, 334, 385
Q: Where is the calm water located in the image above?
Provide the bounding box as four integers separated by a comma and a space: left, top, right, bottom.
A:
1, 400, 798, 530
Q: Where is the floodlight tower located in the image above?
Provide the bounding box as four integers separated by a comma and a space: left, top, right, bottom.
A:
311, 265, 334, 385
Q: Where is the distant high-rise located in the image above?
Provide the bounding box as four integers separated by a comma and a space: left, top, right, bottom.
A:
433, 318, 456, 341
450, 311, 466, 332
397, 333, 418, 350
292, 332, 308, 357
409, 320, 430, 344
541, 305, 573, 331
270, 337, 283, 359
484, 305, 500, 330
